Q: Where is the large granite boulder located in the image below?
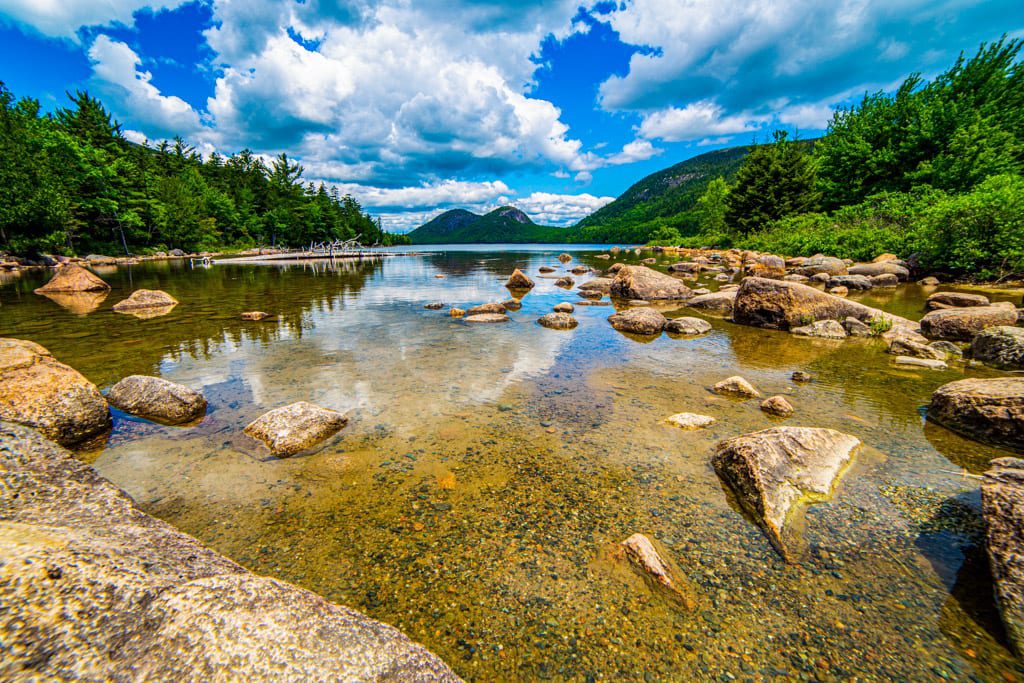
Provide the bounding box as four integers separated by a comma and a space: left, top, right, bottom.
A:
0, 338, 110, 447
107, 375, 207, 425
244, 402, 348, 457
796, 256, 847, 277
848, 261, 910, 280
686, 290, 736, 316
971, 326, 1024, 369
607, 308, 667, 335
505, 269, 534, 290
926, 291, 990, 311
609, 265, 692, 301
929, 378, 1024, 450
0, 422, 459, 682
982, 458, 1024, 656
919, 306, 1018, 341
33, 264, 110, 294
733, 277, 914, 331
712, 427, 861, 561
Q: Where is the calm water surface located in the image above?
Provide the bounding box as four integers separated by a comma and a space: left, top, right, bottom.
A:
2, 245, 1023, 681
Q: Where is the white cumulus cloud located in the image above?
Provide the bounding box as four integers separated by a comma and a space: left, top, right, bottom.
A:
0, 0, 187, 39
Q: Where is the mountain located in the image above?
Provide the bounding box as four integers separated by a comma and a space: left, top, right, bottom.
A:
408, 206, 562, 244
564, 145, 753, 244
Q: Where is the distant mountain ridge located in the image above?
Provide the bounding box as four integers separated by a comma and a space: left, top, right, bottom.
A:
407, 206, 562, 243
407, 142, 798, 244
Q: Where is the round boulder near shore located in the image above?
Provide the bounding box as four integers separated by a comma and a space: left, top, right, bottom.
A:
0, 337, 111, 446
244, 401, 348, 457
107, 375, 207, 425
929, 377, 1024, 450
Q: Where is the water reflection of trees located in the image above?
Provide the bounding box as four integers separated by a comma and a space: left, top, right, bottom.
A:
2, 259, 382, 385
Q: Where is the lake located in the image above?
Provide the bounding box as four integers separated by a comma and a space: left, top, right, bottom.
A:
1, 245, 1020, 681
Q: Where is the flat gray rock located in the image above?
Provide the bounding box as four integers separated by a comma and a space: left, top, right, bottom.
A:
244, 401, 348, 457
107, 375, 207, 425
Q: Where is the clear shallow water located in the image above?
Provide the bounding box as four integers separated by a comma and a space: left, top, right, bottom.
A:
2, 247, 1023, 681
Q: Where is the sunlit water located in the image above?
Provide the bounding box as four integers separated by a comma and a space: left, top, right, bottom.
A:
2, 246, 1023, 681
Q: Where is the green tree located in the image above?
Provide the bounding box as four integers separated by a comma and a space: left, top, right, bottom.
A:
696, 177, 730, 235
724, 131, 819, 234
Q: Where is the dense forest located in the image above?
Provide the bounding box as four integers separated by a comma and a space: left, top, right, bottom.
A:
669, 38, 1024, 279
0, 86, 408, 256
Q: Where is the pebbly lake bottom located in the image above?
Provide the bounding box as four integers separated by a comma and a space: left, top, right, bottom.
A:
2, 246, 1023, 681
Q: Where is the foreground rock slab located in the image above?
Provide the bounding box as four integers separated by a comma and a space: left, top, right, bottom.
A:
712, 427, 861, 561
982, 458, 1024, 656
244, 401, 348, 457
0, 338, 110, 447
610, 265, 693, 301
33, 264, 110, 294
0, 422, 460, 682
929, 378, 1024, 450
107, 375, 207, 425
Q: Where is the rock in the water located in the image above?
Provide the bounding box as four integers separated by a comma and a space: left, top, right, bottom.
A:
733, 277, 914, 332
665, 317, 712, 336
843, 317, 871, 337
578, 277, 613, 295
982, 458, 1024, 656
0, 338, 110, 447
893, 356, 947, 370
920, 306, 1018, 341
570, 265, 590, 275
889, 336, 947, 360
791, 319, 847, 339
554, 276, 574, 288
424, 302, 444, 310
33, 264, 110, 294
538, 265, 557, 273
713, 376, 761, 398
665, 413, 716, 430
244, 402, 348, 457
501, 299, 522, 311
558, 253, 572, 263
0, 422, 459, 682
930, 340, 963, 358
791, 371, 813, 382
505, 268, 535, 290
870, 273, 900, 287
760, 395, 794, 417
796, 256, 847, 277
687, 290, 736, 316
107, 375, 207, 425
848, 261, 910, 280
618, 533, 695, 608
607, 308, 667, 335
449, 307, 465, 317
926, 291, 990, 310
929, 378, 1024, 450
553, 302, 574, 313
465, 302, 507, 316
828, 275, 873, 291
241, 311, 271, 321
920, 276, 941, 286
112, 289, 178, 316
971, 326, 1024, 370
463, 313, 509, 323
537, 312, 578, 330
828, 286, 849, 297
712, 427, 861, 561
609, 265, 692, 301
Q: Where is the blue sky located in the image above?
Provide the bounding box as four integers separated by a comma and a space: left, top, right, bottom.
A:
1, 1, 1021, 231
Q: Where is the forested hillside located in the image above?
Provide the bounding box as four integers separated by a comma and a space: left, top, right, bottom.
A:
408, 206, 564, 243
0, 87, 408, 256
